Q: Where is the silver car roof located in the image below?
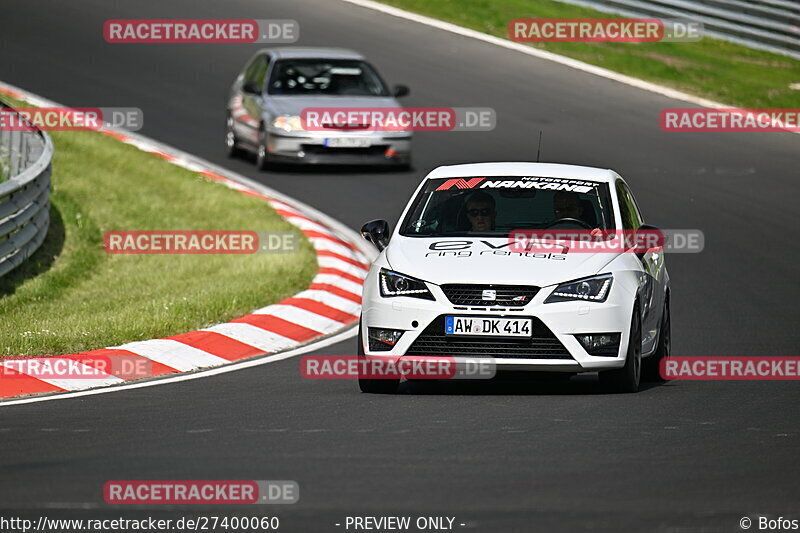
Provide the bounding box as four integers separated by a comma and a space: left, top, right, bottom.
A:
266, 47, 366, 60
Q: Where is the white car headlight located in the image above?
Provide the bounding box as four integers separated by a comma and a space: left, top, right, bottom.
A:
379, 268, 434, 300
545, 273, 613, 303
272, 115, 304, 133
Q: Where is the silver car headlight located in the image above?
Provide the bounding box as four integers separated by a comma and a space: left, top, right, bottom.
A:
545, 273, 613, 303
379, 268, 434, 300
272, 115, 304, 133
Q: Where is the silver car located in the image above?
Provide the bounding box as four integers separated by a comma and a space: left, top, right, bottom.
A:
226, 47, 412, 168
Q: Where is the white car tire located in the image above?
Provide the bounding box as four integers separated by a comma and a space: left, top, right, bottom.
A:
599, 303, 642, 393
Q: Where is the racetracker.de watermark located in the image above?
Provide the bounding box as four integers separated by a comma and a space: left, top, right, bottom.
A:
103, 19, 298, 43
299, 107, 496, 132
507, 229, 704, 253
509, 18, 703, 42
661, 357, 800, 380
103, 480, 299, 504
301, 355, 497, 380
1, 356, 152, 380
103, 231, 299, 254
0, 107, 143, 132
661, 109, 800, 132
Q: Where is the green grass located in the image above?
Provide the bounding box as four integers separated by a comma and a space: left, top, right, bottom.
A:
379, 0, 800, 108
0, 100, 317, 356
0, 149, 8, 183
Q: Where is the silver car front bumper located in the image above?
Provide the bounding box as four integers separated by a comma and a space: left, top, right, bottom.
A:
267, 131, 411, 165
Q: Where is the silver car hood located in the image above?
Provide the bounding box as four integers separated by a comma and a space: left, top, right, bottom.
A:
268, 95, 401, 116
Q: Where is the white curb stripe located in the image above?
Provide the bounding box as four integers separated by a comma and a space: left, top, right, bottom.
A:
283, 216, 336, 234
296, 289, 363, 315
220, 180, 252, 192
309, 238, 360, 256
255, 304, 346, 332
202, 323, 298, 353
269, 205, 307, 219
169, 158, 208, 174
116, 339, 230, 372
267, 198, 304, 213
312, 273, 365, 295
27, 375, 126, 391
317, 256, 369, 275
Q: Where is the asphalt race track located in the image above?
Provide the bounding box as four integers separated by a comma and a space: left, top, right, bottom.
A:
1, 1, 799, 531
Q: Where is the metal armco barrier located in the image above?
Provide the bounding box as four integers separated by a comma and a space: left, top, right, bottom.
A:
555, 0, 800, 60
0, 101, 53, 278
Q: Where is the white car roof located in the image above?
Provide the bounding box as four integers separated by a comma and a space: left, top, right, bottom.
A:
425, 162, 618, 184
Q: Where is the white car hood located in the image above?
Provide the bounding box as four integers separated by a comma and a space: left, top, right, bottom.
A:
385, 236, 618, 287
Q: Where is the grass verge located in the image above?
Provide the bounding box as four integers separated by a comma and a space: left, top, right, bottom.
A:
377, 0, 800, 108
0, 97, 317, 356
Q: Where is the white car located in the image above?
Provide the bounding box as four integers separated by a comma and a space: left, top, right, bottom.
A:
358, 162, 670, 393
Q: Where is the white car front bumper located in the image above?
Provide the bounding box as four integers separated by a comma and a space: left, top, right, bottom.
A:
360, 268, 639, 373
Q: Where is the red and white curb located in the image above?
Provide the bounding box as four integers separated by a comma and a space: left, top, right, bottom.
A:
0, 81, 377, 401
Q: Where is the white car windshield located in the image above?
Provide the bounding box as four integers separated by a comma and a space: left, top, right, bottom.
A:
400, 176, 616, 237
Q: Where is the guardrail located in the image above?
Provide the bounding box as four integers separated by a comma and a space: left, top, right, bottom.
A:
0, 101, 53, 278
555, 0, 800, 60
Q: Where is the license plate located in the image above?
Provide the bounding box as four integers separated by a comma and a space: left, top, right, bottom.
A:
445, 316, 532, 338
323, 137, 371, 148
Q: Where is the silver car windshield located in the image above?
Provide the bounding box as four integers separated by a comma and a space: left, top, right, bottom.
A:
400, 176, 616, 237
267, 59, 389, 96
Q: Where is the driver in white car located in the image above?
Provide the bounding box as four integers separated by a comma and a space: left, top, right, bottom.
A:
465, 192, 497, 232
553, 191, 585, 222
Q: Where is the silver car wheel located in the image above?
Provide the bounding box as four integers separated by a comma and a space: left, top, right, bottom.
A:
225, 116, 242, 158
